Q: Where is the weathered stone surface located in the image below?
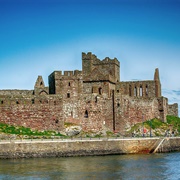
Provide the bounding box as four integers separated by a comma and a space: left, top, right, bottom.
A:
65, 126, 82, 136
0, 137, 180, 159
0, 52, 178, 134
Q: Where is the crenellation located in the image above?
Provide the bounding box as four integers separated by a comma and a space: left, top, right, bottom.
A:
0, 52, 178, 134
63, 71, 73, 76
82, 52, 98, 60
0, 90, 33, 96
101, 57, 120, 67
74, 70, 82, 76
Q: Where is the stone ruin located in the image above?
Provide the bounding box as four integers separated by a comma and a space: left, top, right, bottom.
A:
0, 52, 178, 134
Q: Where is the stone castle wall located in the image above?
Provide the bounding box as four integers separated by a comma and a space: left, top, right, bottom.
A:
63, 94, 114, 132
0, 95, 64, 132
0, 90, 33, 96
48, 70, 82, 95
0, 52, 178, 134
118, 81, 156, 97
114, 96, 164, 133
168, 103, 178, 117
82, 52, 120, 83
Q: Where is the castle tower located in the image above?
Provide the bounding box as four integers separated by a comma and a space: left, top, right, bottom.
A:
154, 68, 161, 97
111, 57, 120, 82
82, 52, 95, 76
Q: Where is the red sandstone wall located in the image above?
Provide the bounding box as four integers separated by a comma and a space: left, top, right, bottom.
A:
0, 53, 177, 135
114, 95, 162, 133
0, 95, 64, 132
63, 94, 114, 132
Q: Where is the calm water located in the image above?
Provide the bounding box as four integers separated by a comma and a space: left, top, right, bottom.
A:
0, 152, 180, 180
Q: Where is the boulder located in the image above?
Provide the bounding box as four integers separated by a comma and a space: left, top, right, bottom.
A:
66, 126, 82, 136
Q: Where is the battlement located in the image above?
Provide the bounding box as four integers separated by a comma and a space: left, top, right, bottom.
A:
82, 52, 120, 82
49, 70, 82, 78
0, 94, 63, 106
0, 52, 178, 134
82, 52, 119, 66
99, 57, 119, 66
0, 90, 33, 96
82, 52, 98, 60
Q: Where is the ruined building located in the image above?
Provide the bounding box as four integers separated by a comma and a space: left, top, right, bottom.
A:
0, 52, 178, 134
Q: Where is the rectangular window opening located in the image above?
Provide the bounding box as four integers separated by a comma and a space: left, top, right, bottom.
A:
67, 93, 70, 98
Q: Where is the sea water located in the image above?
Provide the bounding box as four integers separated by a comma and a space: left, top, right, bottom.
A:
0, 152, 180, 180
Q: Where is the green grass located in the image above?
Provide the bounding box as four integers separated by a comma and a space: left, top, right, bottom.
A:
1, 115, 180, 138
167, 115, 180, 133
126, 115, 180, 136
0, 123, 64, 137
144, 118, 166, 129
106, 131, 114, 136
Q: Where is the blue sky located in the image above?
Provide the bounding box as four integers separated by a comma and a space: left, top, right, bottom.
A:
0, 0, 180, 111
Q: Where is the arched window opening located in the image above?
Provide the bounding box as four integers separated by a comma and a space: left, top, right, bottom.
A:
39, 90, 48, 95
1, 100, 3, 104
146, 85, 148, 96
117, 103, 120, 107
99, 87, 102, 95
140, 85, 143, 97
84, 110, 88, 118
117, 90, 119, 93
134, 86, 137, 96
54, 101, 56, 105
68, 82, 71, 86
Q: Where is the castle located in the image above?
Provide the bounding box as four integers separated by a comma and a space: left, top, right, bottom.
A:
0, 52, 178, 134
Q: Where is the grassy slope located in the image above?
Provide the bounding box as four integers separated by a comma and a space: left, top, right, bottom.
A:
0, 115, 180, 137
126, 115, 180, 136
167, 115, 180, 132
0, 122, 64, 137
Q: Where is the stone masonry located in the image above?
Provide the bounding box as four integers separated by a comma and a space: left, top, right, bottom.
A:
1, 137, 180, 158
0, 52, 178, 134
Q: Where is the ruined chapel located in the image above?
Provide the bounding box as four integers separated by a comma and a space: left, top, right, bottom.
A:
0, 52, 178, 134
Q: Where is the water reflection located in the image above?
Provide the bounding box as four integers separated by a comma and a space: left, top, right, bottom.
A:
0, 152, 180, 180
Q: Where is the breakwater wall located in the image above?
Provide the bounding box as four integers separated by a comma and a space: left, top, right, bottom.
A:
0, 137, 180, 159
